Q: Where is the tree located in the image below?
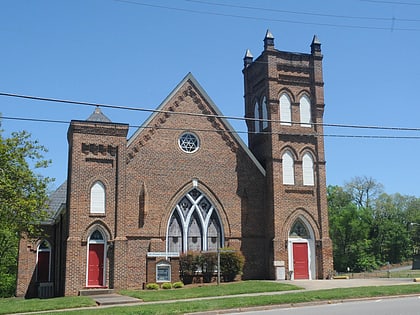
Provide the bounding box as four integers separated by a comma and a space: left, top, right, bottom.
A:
370, 193, 411, 264
329, 178, 420, 273
328, 185, 377, 272
0, 129, 52, 297
344, 176, 383, 209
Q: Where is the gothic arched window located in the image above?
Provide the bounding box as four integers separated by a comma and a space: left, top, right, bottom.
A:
254, 100, 260, 133
90, 181, 105, 214
262, 96, 268, 130
167, 189, 223, 253
280, 93, 292, 126
290, 220, 310, 239
299, 95, 311, 127
282, 151, 295, 185
302, 152, 315, 186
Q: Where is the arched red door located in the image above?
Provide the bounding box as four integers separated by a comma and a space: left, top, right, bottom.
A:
293, 243, 309, 279
88, 244, 104, 286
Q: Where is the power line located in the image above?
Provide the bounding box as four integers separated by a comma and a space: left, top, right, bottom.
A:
2, 91, 420, 133
187, 0, 420, 23
3, 115, 420, 140
361, 0, 420, 6
114, 0, 420, 31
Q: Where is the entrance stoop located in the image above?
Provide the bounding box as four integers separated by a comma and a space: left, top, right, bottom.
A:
79, 288, 142, 306
79, 288, 114, 296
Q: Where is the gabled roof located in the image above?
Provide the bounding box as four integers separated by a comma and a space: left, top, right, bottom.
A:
47, 181, 67, 218
127, 73, 266, 175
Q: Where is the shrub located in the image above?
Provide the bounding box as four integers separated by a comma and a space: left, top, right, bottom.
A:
220, 248, 245, 282
199, 252, 217, 283
145, 283, 159, 290
172, 281, 184, 289
161, 282, 172, 289
179, 251, 200, 284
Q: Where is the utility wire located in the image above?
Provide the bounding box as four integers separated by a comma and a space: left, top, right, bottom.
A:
2, 91, 420, 133
3, 115, 420, 140
187, 0, 420, 23
361, 0, 420, 6
114, 0, 420, 31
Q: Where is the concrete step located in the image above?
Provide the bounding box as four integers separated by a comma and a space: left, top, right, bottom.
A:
90, 294, 142, 306
79, 288, 115, 296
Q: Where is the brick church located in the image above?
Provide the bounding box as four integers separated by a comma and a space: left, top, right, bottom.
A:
17, 31, 333, 297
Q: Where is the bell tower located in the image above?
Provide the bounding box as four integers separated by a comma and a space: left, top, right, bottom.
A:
243, 30, 333, 280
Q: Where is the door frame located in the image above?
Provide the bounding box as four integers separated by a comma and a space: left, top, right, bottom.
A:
86, 231, 106, 287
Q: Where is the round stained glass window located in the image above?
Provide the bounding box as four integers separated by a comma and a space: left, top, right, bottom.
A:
179, 132, 200, 153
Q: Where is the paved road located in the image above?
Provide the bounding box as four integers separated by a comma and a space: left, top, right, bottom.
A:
226, 296, 420, 315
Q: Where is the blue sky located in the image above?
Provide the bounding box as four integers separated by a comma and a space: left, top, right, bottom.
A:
1, 0, 420, 196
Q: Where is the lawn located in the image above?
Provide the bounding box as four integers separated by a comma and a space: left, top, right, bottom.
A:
0, 296, 95, 315
1, 281, 420, 315
119, 280, 301, 301
38, 284, 420, 315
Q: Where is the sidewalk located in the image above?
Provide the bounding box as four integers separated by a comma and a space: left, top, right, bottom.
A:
292, 277, 416, 290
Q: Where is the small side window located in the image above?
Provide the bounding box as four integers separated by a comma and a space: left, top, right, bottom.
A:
90, 181, 105, 214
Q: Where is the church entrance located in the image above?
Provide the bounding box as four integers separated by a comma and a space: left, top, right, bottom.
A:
87, 230, 105, 287
288, 218, 314, 280
292, 243, 309, 279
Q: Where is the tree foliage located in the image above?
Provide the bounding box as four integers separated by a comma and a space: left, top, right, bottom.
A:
329, 177, 419, 273
0, 129, 52, 297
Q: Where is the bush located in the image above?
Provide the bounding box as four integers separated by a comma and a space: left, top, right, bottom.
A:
179, 251, 200, 284
172, 281, 184, 289
199, 252, 217, 283
220, 248, 245, 282
179, 249, 245, 284
145, 283, 159, 290
161, 282, 172, 289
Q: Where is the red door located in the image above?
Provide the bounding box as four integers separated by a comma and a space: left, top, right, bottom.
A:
293, 243, 309, 279
37, 252, 50, 282
88, 244, 104, 286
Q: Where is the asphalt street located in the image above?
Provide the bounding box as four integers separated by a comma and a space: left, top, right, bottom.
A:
225, 296, 420, 315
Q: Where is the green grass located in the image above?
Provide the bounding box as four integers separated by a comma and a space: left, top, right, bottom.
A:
2, 281, 420, 315
119, 280, 301, 301
0, 296, 95, 315
43, 284, 420, 315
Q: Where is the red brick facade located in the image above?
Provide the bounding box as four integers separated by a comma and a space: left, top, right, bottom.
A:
16, 31, 333, 297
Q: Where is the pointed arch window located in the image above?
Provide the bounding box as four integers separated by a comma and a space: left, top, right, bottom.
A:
37, 240, 51, 282
282, 151, 295, 185
302, 152, 315, 186
290, 219, 310, 239
254, 100, 260, 133
280, 94, 292, 126
262, 96, 268, 130
300, 95, 311, 127
90, 181, 105, 214
167, 188, 223, 253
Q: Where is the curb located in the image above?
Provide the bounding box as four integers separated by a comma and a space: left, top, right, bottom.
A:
185, 294, 420, 315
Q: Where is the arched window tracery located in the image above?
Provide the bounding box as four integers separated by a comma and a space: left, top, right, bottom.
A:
167, 188, 223, 253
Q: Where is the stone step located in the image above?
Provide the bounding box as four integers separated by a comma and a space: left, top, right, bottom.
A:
90, 293, 142, 306
79, 288, 115, 296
